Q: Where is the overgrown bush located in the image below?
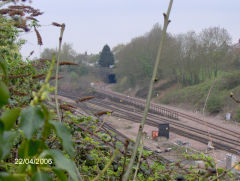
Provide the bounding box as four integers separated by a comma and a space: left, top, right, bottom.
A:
218, 71, 240, 90
114, 76, 129, 92
207, 94, 223, 113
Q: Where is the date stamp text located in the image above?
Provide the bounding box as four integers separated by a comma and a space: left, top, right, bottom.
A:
15, 158, 52, 165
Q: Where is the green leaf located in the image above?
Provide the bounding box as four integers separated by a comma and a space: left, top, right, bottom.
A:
29, 139, 42, 156
0, 81, 9, 108
49, 120, 74, 156
18, 139, 28, 158
0, 121, 4, 134
0, 175, 25, 181
31, 170, 53, 181
0, 58, 7, 77
40, 150, 79, 181
0, 131, 16, 159
19, 139, 43, 158
52, 168, 68, 181
20, 106, 45, 139
1, 108, 20, 130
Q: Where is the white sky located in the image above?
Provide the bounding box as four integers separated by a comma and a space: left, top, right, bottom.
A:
19, 0, 240, 58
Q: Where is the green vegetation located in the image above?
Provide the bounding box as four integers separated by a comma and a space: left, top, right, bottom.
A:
206, 95, 223, 113
112, 10, 240, 116
0, 3, 81, 180
161, 71, 240, 115
114, 25, 232, 89
40, 43, 96, 92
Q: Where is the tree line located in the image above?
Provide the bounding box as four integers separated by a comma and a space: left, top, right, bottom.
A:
115, 24, 237, 89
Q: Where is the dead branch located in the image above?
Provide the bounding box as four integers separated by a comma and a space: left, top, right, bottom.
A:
75, 96, 95, 103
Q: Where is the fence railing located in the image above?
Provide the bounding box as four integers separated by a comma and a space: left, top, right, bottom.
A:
94, 87, 178, 120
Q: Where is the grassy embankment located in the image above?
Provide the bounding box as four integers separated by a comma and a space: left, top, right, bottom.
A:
160, 71, 240, 120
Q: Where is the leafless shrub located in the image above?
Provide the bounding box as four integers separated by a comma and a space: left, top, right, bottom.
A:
52, 22, 62, 27
59, 61, 79, 66
75, 96, 95, 103
94, 111, 113, 117
0, 2, 43, 32
60, 104, 76, 113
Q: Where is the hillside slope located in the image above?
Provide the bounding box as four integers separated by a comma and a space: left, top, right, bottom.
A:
159, 71, 240, 120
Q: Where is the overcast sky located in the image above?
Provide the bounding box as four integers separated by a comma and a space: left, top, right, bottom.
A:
19, 0, 240, 58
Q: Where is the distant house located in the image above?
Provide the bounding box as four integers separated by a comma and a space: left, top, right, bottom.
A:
88, 63, 95, 67
109, 65, 115, 68
81, 61, 95, 67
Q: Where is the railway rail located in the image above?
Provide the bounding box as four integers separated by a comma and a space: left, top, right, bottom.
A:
55, 91, 170, 163
87, 98, 240, 154
89, 98, 240, 146
94, 88, 240, 139
57, 90, 240, 155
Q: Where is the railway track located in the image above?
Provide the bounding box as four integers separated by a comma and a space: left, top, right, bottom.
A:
102, 122, 170, 163
55, 92, 170, 163
89, 98, 240, 146
87, 98, 240, 154
58, 90, 240, 155
94, 88, 240, 139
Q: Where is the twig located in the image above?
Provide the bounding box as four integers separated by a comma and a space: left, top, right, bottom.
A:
75, 166, 84, 181
75, 96, 95, 103
120, 139, 130, 180
59, 61, 78, 66
133, 136, 145, 181
54, 23, 65, 122
210, 161, 240, 181
122, 1, 174, 180
95, 119, 106, 133
9, 87, 28, 96
7, 73, 31, 79
94, 110, 113, 117
202, 79, 219, 180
